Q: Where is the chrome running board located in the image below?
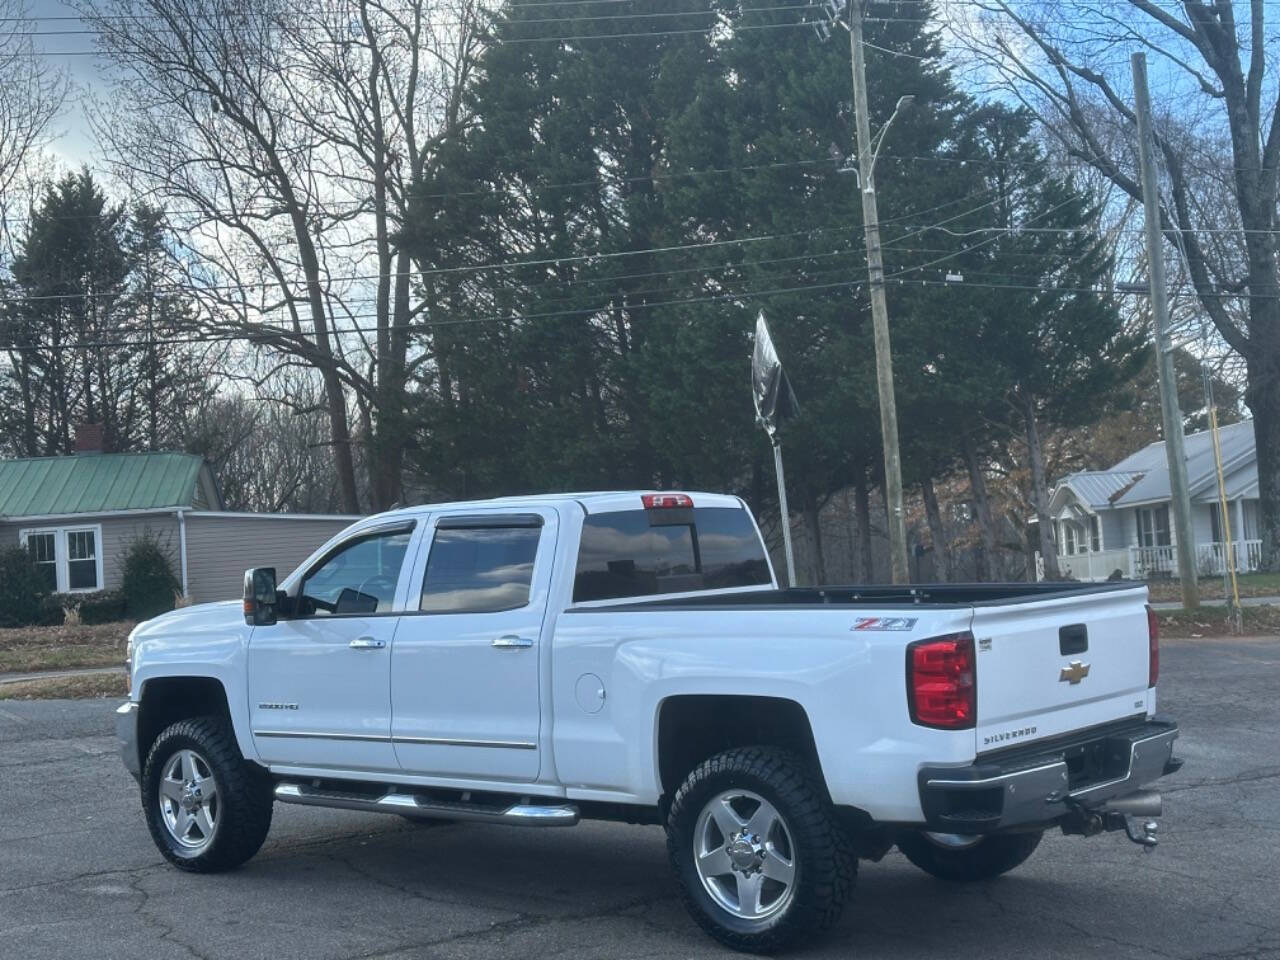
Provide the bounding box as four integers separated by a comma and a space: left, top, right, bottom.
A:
273, 783, 579, 826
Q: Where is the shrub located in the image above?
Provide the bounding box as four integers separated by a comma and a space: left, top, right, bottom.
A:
121, 534, 180, 621
0, 546, 48, 627
72, 589, 128, 625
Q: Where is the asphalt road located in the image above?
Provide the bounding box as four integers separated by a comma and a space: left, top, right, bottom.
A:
3, 637, 1278, 960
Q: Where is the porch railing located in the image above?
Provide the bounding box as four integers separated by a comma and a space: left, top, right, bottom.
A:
1055, 540, 1262, 581
1194, 540, 1262, 576
1056, 548, 1132, 581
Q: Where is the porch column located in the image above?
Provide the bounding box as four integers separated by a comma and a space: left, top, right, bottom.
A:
1235, 497, 1247, 571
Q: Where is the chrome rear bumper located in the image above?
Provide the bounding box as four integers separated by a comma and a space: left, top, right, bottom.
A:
917, 717, 1180, 833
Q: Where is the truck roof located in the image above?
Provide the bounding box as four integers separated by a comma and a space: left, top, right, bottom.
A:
369, 490, 747, 523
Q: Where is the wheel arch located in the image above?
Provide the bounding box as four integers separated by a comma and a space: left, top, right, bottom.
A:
655, 694, 825, 803
135, 675, 249, 771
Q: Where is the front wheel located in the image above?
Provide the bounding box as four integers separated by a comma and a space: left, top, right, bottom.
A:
666, 747, 854, 953
896, 829, 1043, 882
142, 715, 273, 872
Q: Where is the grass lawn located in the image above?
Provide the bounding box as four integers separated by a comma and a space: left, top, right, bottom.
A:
0, 621, 134, 674
1157, 603, 1280, 638
1146, 571, 1280, 603
0, 671, 127, 700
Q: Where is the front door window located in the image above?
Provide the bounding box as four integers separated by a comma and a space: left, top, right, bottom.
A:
299, 529, 411, 616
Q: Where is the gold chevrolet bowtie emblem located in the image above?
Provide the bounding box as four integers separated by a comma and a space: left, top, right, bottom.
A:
1059, 660, 1091, 684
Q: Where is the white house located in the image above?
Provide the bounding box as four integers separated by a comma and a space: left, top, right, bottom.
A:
1048, 419, 1259, 580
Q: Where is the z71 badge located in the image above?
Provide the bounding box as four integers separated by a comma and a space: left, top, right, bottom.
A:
851, 617, 918, 632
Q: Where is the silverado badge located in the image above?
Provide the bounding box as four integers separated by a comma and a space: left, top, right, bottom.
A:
1059, 661, 1091, 685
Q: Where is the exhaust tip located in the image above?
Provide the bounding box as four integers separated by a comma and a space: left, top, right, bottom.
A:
1100, 789, 1163, 819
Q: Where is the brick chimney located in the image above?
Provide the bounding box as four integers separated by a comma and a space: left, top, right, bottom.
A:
74, 423, 104, 455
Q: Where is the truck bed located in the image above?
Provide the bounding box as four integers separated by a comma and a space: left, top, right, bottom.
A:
600, 580, 1141, 609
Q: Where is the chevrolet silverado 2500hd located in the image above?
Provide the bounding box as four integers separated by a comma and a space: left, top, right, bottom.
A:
117, 490, 1180, 952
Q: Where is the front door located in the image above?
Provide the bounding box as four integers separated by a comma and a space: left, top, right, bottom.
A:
391, 510, 557, 782
248, 523, 416, 773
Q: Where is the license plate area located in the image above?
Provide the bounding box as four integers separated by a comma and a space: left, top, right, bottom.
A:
1062, 736, 1130, 789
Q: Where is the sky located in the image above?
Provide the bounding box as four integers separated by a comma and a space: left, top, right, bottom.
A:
26, 0, 110, 167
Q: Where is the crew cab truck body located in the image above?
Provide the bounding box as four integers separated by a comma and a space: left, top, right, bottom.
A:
118, 491, 1180, 952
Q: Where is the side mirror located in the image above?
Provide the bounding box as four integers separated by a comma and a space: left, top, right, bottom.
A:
243, 567, 278, 626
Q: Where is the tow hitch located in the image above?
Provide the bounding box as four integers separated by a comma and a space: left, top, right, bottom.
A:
1060, 789, 1163, 852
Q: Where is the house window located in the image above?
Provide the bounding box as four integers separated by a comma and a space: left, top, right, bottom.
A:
67, 530, 98, 590
1136, 506, 1171, 548
1062, 523, 1078, 555
19, 525, 104, 593
1090, 516, 1101, 552
28, 533, 57, 592
1209, 503, 1223, 543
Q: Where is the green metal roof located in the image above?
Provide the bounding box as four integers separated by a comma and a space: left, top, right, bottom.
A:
0, 453, 206, 518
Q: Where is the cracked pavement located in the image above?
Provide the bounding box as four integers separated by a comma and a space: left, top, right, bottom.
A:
2, 636, 1278, 959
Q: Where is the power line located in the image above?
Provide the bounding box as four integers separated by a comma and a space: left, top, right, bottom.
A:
4, 4, 825, 36
5, 15, 820, 55
4, 272, 1274, 356
1, 186, 1006, 303
0, 156, 846, 226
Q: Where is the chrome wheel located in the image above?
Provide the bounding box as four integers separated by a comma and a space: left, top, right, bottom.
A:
922, 831, 983, 850
694, 789, 796, 921
158, 748, 219, 853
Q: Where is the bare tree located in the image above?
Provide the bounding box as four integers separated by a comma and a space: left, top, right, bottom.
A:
952, 0, 1280, 565
179, 381, 346, 512
79, 0, 484, 511
0, 0, 67, 253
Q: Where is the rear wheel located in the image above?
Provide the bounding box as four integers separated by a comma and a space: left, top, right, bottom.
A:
142, 715, 273, 872
666, 746, 854, 953
896, 829, 1043, 882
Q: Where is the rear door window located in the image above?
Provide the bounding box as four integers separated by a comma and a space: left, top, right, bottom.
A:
574, 506, 770, 602
420, 522, 542, 613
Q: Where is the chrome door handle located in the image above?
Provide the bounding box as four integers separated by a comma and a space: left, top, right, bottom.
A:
492, 635, 534, 649
349, 637, 386, 649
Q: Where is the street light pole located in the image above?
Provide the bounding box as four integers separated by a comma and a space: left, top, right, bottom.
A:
848, 0, 910, 584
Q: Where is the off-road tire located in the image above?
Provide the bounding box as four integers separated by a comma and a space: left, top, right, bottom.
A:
896, 829, 1043, 882
666, 746, 855, 953
142, 715, 273, 872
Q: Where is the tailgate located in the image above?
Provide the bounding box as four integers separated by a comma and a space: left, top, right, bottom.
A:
969, 586, 1152, 752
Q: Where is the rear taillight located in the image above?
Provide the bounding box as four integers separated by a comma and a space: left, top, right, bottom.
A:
906, 632, 976, 730
1147, 604, 1159, 687
642, 493, 693, 509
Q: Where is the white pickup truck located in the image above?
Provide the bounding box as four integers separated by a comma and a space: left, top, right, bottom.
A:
117, 490, 1180, 952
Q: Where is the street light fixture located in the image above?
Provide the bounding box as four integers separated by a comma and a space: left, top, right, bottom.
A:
864, 95, 914, 189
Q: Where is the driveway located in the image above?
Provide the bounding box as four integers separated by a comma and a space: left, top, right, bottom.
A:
2, 637, 1278, 959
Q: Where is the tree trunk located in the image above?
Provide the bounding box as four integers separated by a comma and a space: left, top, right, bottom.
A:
1245, 350, 1280, 571
921, 476, 950, 583
962, 433, 997, 581
368, 249, 413, 512
853, 471, 873, 582
802, 491, 826, 585
293, 217, 360, 515
1020, 392, 1060, 579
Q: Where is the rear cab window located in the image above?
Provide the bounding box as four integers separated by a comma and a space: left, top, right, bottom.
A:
573, 503, 771, 602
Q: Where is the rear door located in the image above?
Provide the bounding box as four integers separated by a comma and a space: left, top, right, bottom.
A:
969, 586, 1152, 751
391, 509, 558, 782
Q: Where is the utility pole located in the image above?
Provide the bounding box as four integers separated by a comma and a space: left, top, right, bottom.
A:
1132, 52, 1199, 609
849, 0, 909, 583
